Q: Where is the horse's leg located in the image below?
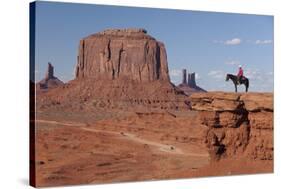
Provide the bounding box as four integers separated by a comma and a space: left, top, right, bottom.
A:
244, 81, 249, 92
235, 84, 237, 93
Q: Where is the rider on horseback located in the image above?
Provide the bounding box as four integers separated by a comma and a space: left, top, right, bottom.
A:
237, 65, 244, 84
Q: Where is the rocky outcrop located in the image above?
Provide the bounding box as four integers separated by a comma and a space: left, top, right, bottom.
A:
37, 63, 64, 90
177, 69, 206, 95
75, 28, 170, 82
190, 92, 273, 161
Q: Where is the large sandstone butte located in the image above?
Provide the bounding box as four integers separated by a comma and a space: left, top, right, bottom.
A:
37, 29, 189, 111
75, 28, 170, 82
190, 92, 273, 161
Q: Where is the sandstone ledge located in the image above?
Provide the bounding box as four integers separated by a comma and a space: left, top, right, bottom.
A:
190, 92, 273, 112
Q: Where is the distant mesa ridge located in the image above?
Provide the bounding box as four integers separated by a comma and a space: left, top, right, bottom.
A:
37, 62, 64, 90
178, 69, 206, 95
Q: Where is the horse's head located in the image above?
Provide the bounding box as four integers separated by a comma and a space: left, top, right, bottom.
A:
225, 74, 229, 81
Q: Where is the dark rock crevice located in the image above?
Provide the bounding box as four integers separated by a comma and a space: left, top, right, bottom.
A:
155, 43, 161, 79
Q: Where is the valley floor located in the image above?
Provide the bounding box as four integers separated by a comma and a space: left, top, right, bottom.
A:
34, 109, 273, 187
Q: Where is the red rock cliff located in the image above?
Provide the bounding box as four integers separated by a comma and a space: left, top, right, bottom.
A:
75, 28, 170, 82
190, 92, 273, 161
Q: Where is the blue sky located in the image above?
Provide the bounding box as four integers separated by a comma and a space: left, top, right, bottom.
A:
34, 1, 273, 92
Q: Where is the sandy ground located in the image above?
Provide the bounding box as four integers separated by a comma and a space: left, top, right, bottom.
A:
34, 109, 273, 187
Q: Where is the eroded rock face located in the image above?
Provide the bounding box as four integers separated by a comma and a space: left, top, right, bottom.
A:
75, 28, 170, 82
190, 92, 273, 161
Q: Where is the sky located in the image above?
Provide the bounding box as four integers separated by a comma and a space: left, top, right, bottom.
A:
34, 1, 274, 92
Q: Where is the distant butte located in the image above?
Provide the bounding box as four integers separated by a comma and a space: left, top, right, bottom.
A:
177, 69, 206, 95
37, 62, 64, 90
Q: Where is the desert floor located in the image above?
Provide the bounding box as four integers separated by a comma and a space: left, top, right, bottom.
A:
34, 109, 273, 187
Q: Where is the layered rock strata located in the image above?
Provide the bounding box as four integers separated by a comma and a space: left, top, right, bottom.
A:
190, 92, 273, 161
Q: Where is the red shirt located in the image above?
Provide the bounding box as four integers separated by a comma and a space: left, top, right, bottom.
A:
238, 68, 243, 77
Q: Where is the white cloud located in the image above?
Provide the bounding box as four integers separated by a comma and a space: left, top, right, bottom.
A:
225, 60, 240, 65
214, 38, 272, 46
225, 38, 241, 45
213, 38, 242, 45
255, 40, 272, 45
244, 69, 261, 80
244, 69, 273, 81
208, 70, 225, 79
195, 73, 201, 80
170, 69, 182, 77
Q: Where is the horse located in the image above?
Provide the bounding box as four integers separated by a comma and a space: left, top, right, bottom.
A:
225, 74, 249, 92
